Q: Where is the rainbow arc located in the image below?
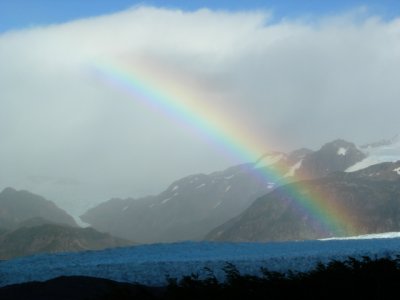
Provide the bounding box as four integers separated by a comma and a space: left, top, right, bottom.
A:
91, 59, 358, 238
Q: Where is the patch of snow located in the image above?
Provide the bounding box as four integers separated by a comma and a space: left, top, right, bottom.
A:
255, 154, 284, 169
4, 238, 400, 287
190, 177, 199, 184
284, 160, 302, 177
266, 182, 275, 189
224, 174, 235, 180
195, 183, 206, 189
213, 201, 223, 208
394, 167, 400, 175
76, 219, 91, 228
347, 157, 385, 172
173, 192, 179, 197
321, 231, 400, 241
171, 185, 179, 192
161, 198, 171, 204
337, 147, 347, 156
225, 185, 231, 192
122, 205, 129, 211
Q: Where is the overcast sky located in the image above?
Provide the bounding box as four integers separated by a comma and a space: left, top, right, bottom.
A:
1, 2, 400, 216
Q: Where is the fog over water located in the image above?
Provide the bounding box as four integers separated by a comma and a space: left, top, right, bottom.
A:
1, 6, 400, 216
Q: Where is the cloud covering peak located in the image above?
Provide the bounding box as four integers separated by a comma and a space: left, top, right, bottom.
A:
1, 6, 400, 215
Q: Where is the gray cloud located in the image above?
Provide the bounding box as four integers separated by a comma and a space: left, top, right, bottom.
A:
1, 6, 400, 216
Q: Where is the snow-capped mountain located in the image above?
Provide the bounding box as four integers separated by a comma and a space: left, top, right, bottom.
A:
294, 139, 366, 179
203, 136, 400, 242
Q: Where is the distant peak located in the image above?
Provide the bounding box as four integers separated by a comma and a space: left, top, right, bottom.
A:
319, 139, 358, 152
1, 187, 17, 194
327, 139, 355, 146
390, 133, 400, 143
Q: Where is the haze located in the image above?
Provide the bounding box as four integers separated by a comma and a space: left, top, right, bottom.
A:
1, 4, 400, 216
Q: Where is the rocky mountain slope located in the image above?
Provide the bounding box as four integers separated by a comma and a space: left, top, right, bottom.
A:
81, 163, 275, 243
81, 139, 366, 244
206, 161, 400, 242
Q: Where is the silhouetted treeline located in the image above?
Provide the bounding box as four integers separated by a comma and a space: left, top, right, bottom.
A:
164, 256, 400, 299
2, 256, 400, 300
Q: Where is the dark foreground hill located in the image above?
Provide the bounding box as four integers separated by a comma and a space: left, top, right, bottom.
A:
0, 222, 133, 260
0, 276, 160, 300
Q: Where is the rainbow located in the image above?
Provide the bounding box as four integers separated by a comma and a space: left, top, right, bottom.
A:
90, 58, 358, 238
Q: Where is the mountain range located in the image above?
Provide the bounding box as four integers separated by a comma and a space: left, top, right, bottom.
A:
81, 162, 275, 243
81, 139, 376, 243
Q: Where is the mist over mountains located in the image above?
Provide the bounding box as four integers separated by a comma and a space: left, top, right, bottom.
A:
2, 136, 400, 252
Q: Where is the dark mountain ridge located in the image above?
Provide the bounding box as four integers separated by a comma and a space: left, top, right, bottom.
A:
206, 161, 400, 242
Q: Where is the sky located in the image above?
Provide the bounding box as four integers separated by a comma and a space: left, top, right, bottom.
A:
1, 1, 400, 216
2, 0, 400, 32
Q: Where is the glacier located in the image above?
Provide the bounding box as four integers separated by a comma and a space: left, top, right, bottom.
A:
347, 136, 400, 172
2, 236, 400, 287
